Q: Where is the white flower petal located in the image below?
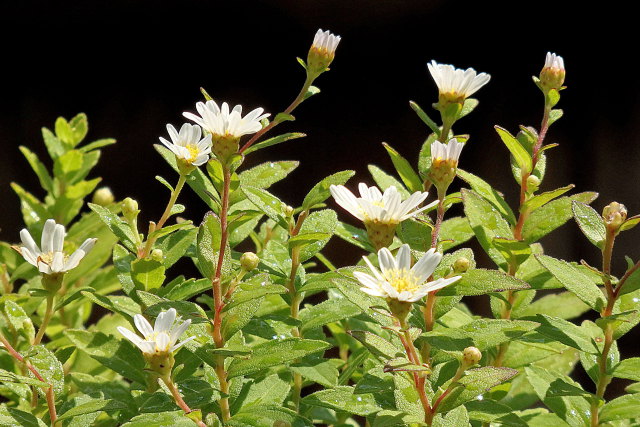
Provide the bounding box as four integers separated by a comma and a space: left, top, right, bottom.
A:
134, 314, 154, 337
154, 308, 177, 334
41, 219, 56, 253
20, 229, 40, 256
411, 248, 442, 283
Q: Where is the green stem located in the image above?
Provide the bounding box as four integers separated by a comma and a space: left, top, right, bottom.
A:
33, 295, 55, 346
163, 377, 207, 427
399, 318, 432, 424
430, 198, 446, 249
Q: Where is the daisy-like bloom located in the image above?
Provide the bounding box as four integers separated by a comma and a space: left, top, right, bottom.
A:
117, 308, 195, 356
427, 60, 491, 105
539, 52, 565, 91
330, 183, 435, 249
15, 219, 97, 276
159, 123, 212, 169
354, 244, 461, 303
429, 138, 465, 191
307, 29, 341, 75
183, 100, 269, 162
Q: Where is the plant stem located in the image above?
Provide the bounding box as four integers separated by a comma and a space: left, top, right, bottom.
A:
0, 333, 58, 426
162, 377, 207, 427
139, 174, 187, 258
430, 198, 446, 249
33, 295, 55, 346
240, 75, 313, 154
399, 319, 432, 424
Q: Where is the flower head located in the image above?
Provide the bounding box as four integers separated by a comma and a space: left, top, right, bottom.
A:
429, 138, 464, 192
539, 52, 565, 91
159, 123, 212, 168
427, 60, 491, 104
183, 100, 269, 140
354, 244, 461, 303
117, 308, 195, 356
15, 219, 96, 276
307, 29, 341, 75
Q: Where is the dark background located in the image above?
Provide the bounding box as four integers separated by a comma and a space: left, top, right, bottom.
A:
1, 0, 639, 397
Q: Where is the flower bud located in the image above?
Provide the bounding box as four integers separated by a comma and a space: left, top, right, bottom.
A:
151, 249, 164, 262
306, 29, 341, 77
121, 197, 139, 220
453, 257, 470, 273
240, 252, 259, 271
603, 202, 627, 231
526, 175, 541, 193
462, 346, 482, 366
539, 52, 565, 92
92, 187, 115, 206
386, 298, 413, 323
428, 139, 464, 194
284, 205, 295, 218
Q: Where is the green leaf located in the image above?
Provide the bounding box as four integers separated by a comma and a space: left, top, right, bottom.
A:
243, 132, 306, 155
368, 165, 410, 198
535, 254, 604, 311
433, 406, 469, 427
196, 212, 229, 280
55, 116, 75, 145
19, 146, 54, 193
410, 100, 440, 135
439, 216, 475, 252
518, 291, 590, 320
302, 170, 355, 211
459, 98, 479, 118
492, 237, 532, 267
299, 297, 361, 333
24, 345, 64, 395
437, 268, 530, 296
122, 411, 197, 427
572, 201, 606, 248
222, 297, 264, 342
10, 182, 49, 226
131, 258, 166, 291
57, 399, 129, 422
525, 366, 593, 426
88, 203, 139, 252
334, 221, 376, 252
227, 338, 331, 378
290, 360, 340, 388
79, 138, 116, 153
227, 405, 311, 427
65, 329, 147, 384
295, 209, 337, 261
457, 169, 516, 225
599, 394, 640, 423
523, 185, 575, 213
348, 330, 402, 361
612, 357, 640, 381
522, 192, 598, 243
41, 127, 65, 159
462, 189, 513, 269
0, 407, 47, 427
548, 109, 564, 126
156, 227, 197, 268
3, 300, 35, 343
0, 369, 49, 388
303, 386, 381, 416
242, 186, 288, 229
238, 161, 299, 191
223, 275, 285, 310
495, 126, 532, 175
530, 314, 598, 353
382, 142, 423, 192
438, 367, 519, 412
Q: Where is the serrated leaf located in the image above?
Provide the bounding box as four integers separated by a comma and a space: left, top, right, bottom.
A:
572, 201, 606, 248
295, 208, 337, 261
227, 338, 330, 378
290, 360, 340, 387
121, 411, 196, 427
222, 297, 264, 342
382, 143, 423, 192
227, 405, 311, 427
439, 216, 474, 252
242, 186, 288, 229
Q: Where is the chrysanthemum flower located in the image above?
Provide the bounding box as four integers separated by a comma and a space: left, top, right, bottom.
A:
117, 308, 195, 356
540, 52, 565, 91
183, 100, 269, 162
354, 244, 461, 303
15, 219, 97, 276
427, 60, 491, 104
159, 123, 212, 168
330, 183, 435, 249
307, 29, 341, 75
429, 138, 465, 191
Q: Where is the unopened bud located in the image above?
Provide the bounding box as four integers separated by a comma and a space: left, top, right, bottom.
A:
240, 252, 259, 271
151, 249, 164, 262
462, 346, 482, 366
539, 52, 565, 92
453, 257, 470, 273
306, 29, 341, 77
121, 197, 139, 220
284, 205, 295, 217
526, 175, 541, 193
92, 187, 115, 206
603, 202, 627, 231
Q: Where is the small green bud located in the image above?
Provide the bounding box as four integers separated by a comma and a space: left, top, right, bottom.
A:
121, 197, 139, 220
240, 252, 259, 271
92, 187, 115, 206
41, 272, 64, 293
603, 202, 627, 231
462, 346, 482, 366
526, 175, 541, 193
151, 249, 164, 262
453, 257, 470, 273
386, 298, 413, 324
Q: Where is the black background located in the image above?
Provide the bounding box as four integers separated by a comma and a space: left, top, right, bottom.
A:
1, 0, 640, 398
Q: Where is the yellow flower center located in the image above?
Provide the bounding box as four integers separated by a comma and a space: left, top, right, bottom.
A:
37, 251, 68, 266
186, 144, 200, 163
387, 269, 420, 293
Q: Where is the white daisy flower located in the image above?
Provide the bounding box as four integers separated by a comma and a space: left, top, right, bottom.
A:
431, 138, 465, 165
159, 123, 212, 167
540, 52, 565, 91
544, 52, 565, 72
354, 244, 461, 302
330, 183, 434, 224
427, 60, 491, 100
16, 219, 97, 275
117, 308, 195, 355
183, 100, 270, 140
311, 29, 341, 58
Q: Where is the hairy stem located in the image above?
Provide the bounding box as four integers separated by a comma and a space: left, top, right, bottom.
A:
430, 198, 446, 249
399, 319, 432, 424
33, 295, 55, 346
163, 377, 207, 427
